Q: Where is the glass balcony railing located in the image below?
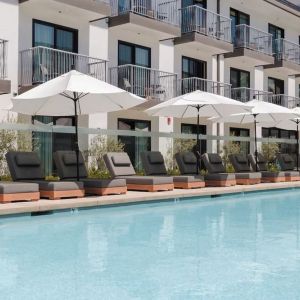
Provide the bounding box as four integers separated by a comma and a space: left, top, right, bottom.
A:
274, 38, 300, 65
19, 46, 107, 86
109, 64, 177, 101
231, 87, 272, 103
234, 24, 273, 56
178, 77, 231, 98
0, 39, 8, 79
110, 0, 180, 26
181, 5, 231, 43
270, 94, 300, 108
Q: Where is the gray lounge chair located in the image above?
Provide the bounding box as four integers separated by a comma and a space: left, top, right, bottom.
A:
104, 152, 174, 192
0, 182, 40, 203
248, 153, 285, 183
229, 154, 261, 185
277, 153, 300, 181
6, 151, 84, 200
201, 153, 236, 187
175, 152, 205, 189
142, 151, 205, 189
54, 151, 127, 195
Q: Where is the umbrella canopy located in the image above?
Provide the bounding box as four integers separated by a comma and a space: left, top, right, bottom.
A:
145, 90, 252, 118
11, 70, 145, 116
145, 90, 252, 172
212, 100, 299, 171
11, 70, 146, 180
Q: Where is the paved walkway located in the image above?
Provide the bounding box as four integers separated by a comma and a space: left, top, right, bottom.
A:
1, 181, 300, 216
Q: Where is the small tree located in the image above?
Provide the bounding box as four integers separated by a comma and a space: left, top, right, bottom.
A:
87, 135, 124, 178
261, 142, 279, 163
221, 141, 241, 171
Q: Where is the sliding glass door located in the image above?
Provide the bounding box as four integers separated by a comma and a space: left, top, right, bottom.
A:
230, 8, 250, 45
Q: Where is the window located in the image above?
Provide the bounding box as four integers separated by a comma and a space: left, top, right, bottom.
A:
182, 0, 206, 8
118, 41, 151, 67
230, 8, 250, 43
230, 68, 250, 88
118, 119, 151, 171
268, 77, 284, 94
181, 123, 207, 155
182, 56, 206, 79
269, 24, 285, 53
230, 127, 250, 154
262, 127, 297, 161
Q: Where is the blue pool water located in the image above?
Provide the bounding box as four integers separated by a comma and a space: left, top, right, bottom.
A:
1, 190, 300, 300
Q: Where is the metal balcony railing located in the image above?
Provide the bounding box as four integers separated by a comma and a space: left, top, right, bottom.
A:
234, 24, 273, 56
231, 87, 273, 103
0, 39, 8, 79
274, 38, 300, 65
109, 64, 177, 101
178, 77, 231, 98
270, 94, 300, 108
110, 0, 180, 26
19, 46, 107, 86
181, 5, 231, 43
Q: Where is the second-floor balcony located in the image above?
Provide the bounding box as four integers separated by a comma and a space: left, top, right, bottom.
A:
0, 39, 10, 95
109, 64, 177, 104
19, 46, 107, 88
175, 6, 233, 54
231, 87, 273, 103
274, 39, 300, 66
178, 77, 231, 98
270, 94, 300, 109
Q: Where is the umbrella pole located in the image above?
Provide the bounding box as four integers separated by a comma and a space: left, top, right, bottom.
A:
297, 121, 299, 172
73, 93, 80, 182
254, 114, 258, 172
196, 105, 201, 174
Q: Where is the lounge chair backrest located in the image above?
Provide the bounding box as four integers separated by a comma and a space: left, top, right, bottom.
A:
175, 152, 197, 175
53, 151, 88, 179
229, 154, 251, 172
248, 153, 267, 172
202, 153, 226, 173
277, 153, 295, 171
140, 151, 167, 176
103, 152, 136, 177
6, 151, 44, 181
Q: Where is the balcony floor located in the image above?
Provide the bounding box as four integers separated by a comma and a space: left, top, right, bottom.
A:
108, 12, 180, 39
174, 32, 233, 55
264, 59, 300, 76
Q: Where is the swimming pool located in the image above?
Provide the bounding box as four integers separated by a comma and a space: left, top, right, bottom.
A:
1, 189, 300, 299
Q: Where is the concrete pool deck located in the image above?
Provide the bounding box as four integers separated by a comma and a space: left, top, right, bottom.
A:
1, 181, 300, 216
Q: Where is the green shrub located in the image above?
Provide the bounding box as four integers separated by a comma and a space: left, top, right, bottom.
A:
261, 143, 279, 163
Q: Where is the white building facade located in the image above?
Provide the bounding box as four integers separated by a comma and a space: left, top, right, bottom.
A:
0, 0, 299, 173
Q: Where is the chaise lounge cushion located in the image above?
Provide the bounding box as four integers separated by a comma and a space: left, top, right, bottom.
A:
248, 153, 268, 172
183, 152, 197, 164
148, 152, 165, 164
63, 152, 85, 166
209, 153, 223, 164
205, 173, 235, 181
80, 178, 126, 188
234, 172, 261, 180
175, 152, 197, 175
119, 175, 172, 185
104, 153, 136, 177
283, 171, 300, 178
277, 154, 296, 171
111, 153, 132, 167
141, 151, 168, 176
173, 175, 204, 183
15, 152, 41, 166
202, 153, 226, 174
0, 182, 39, 194
261, 171, 285, 178
23, 180, 84, 191
229, 154, 251, 172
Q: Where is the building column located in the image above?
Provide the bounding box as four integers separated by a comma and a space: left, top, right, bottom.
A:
288, 75, 296, 97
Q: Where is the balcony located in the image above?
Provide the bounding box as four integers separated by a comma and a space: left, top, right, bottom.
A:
109, 64, 177, 108
264, 39, 300, 75
0, 39, 10, 95
19, 46, 107, 91
270, 94, 300, 109
108, 0, 180, 39
231, 87, 272, 103
224, 25, 274, 65
174, 6, 233, 54
178, 77, 231, 98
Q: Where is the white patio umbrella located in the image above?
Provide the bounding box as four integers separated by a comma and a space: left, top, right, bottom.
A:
213, 100, 299, 171
145, 90, 252, 172
11, 70, 146, 180
263, 107, 300, 170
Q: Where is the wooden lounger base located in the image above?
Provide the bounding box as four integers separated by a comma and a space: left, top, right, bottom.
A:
0, 192, 40, 203
236, 178, 261, 185
205, 180, 236, 187
285, 176, 300, 182
85, 186, 127, 196
262, 177, 286, 183
174, 182, 205, 189
127, 183, 174, 192
40, 189, 85, 200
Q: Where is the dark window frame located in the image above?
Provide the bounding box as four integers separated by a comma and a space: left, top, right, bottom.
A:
230, 8, 250, 25
230, 67, 250, 88
268, 77, 284, 94
268, 23, 285, 39
182, 56, 207, 79
32, 19, 78, 52
118, 40, 151, 67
